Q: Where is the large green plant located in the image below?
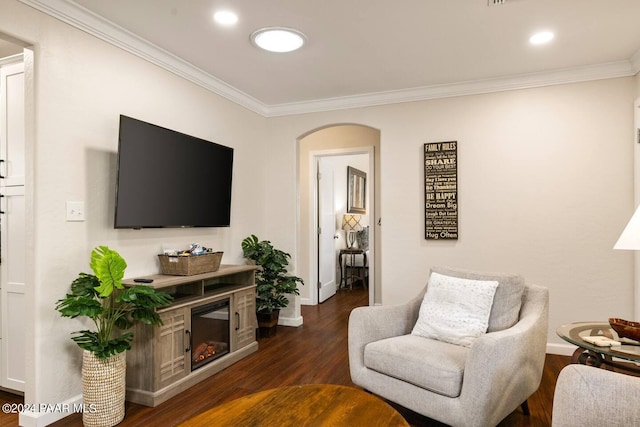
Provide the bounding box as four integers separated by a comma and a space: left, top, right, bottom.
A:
241, 235, 303, 314
56, 246, 172, 359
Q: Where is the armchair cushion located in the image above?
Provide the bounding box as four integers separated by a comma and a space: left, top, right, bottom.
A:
432, 266, 525, 332
364, 334, 469, 397
411, 272, 498, 347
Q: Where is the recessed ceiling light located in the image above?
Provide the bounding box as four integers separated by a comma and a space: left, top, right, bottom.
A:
251, 27, 306, 53
214, 10, 238, 26
529, 31, 555, 45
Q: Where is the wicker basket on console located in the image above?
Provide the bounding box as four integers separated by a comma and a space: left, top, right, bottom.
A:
158, 251, 223, 276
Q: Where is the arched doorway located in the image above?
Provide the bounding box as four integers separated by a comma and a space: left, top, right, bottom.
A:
296, 124, 381, 307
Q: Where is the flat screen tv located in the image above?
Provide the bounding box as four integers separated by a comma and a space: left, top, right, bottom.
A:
114, 115, 233, 228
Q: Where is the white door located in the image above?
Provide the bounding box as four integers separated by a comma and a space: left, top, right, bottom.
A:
0, 62, 25, 187
634, 98, 640, 320
0, 185, 25, 391
317, 158, 336, 303
0, 60, 26, 392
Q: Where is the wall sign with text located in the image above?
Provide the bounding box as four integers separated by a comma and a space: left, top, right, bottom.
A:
424, 141, 458, 240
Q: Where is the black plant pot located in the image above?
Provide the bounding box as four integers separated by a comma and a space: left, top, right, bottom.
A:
257, 309, 280, 338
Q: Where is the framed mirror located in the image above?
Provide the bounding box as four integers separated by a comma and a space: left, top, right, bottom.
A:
347, 166, 366, 214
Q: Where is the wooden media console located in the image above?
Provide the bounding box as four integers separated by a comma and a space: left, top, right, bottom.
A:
123, 264, 259, 407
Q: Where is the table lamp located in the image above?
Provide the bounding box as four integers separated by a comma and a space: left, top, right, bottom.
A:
342, 214, 362, 249
614, 206, 640, 250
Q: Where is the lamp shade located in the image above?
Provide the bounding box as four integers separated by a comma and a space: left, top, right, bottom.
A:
342, 214, 362, 231
614, 205, 640, 250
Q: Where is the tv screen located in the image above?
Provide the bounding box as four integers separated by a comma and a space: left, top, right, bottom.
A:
114, 115, 233, 228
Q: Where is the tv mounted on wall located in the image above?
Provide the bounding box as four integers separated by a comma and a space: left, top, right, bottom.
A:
114, 115, 233, 229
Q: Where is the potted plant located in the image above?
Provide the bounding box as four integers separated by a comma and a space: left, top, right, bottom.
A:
56, 246, 172, 427
241, 235, 303, 337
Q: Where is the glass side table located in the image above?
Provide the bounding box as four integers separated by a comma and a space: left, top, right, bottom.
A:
556, 322, 640, 373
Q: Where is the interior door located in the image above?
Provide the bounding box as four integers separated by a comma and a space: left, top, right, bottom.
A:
0, 62, 25, 187
0, 185, 25, 391
317, 158, 336, 303
0, 61, 25, 392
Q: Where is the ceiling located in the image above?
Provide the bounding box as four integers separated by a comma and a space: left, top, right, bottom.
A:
14, 0, 640, 115
0, 40, 22, 58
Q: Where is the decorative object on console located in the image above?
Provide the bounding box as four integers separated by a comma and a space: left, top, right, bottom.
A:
158, 251, 223, 276
355, 226, 369, 251
609, 318, 640, 342
342, 214, 362, 249
241, 235, 303, 337
347, 166, 366, 214
55, 246, 173, 427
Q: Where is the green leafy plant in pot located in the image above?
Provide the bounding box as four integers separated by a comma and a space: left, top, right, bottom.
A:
56, 246, 172, 427
241, 235, 303, 337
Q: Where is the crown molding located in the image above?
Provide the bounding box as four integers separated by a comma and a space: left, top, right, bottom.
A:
266, 60, 636, 116
18, 0, 270, 116
18, 0, 640, 118
630, 47, 640, 76
0, 53, 24, 67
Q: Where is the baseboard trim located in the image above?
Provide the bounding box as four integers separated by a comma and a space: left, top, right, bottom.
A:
18, 394, 84, 427
278, 315, 303, 327
547, 342, 576, 356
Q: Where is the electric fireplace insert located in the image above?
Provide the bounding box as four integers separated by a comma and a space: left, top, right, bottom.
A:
190, 298, 230, 371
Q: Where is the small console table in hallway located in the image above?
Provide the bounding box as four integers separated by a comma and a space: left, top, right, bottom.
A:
339, 248, 367, 289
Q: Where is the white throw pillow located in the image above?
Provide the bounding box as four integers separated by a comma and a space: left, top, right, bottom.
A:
411, 272, 499, 347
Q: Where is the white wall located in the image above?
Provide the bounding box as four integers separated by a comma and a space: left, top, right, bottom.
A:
268, 77, 636, 354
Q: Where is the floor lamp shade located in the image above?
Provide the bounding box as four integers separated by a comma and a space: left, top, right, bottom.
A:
614, 206, 640, 250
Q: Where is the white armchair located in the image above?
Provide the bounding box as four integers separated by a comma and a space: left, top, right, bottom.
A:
552, 364, 640, 426
348, 267, 549, 427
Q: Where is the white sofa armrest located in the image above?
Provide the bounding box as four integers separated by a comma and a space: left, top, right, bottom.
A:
552, 364, 640, 426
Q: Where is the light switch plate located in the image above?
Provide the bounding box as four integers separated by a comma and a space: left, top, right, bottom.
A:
66, 201, 85, 221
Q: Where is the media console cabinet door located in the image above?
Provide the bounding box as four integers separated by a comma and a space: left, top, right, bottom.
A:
156, 307, 190, 390
234, 288, 257, 351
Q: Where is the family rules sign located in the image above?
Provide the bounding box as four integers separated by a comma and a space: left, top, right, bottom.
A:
424, 141, 458, 240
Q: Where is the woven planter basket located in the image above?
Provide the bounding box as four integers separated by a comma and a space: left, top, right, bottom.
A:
82, 350, 126, 427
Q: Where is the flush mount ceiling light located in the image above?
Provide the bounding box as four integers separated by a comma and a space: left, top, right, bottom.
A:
213, 10, 238, 26
529, 31, 555, 45
250, 27, 306, 53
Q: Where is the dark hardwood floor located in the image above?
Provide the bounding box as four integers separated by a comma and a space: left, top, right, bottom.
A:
1, 287, 570, 426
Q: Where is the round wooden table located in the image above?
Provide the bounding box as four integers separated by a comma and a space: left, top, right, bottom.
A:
179, 384, 409, 426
